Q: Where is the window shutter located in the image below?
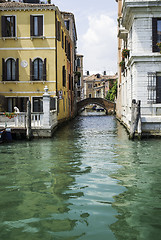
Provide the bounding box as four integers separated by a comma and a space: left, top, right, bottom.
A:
15, 58, 19, 81
65, 36, 67, 53
30, 15, 34, 37
1, 16, 6, 37
68, 42, 70, 61
152, 18, 159, 52
2, 58, 6, 81
62, 66, 66, 87
56, 18, 58, 40
38, 16, 43, 36
58, 21, 61, 41
30, 58, 33, 81
56, 20, 61, 41
13, 16, 16, 37
43, 58, 46, 81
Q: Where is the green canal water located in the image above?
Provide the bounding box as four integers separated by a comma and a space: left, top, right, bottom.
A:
0, 115, 161, 240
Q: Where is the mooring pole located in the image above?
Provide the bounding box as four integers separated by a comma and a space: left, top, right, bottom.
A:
26, 100, 32, 140
129, 99, 141, 140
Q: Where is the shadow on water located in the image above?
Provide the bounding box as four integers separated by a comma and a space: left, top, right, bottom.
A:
110, 121, 161, 240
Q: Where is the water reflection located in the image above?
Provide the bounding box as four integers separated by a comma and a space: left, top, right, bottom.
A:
110, 123, 161, 240
0, 120, 89, 239
1, 116, 161, 240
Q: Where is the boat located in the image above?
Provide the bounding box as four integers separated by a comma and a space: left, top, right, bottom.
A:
0, 128, 12, 143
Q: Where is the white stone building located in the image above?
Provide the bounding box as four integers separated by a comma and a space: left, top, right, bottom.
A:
116, 0, 161, 136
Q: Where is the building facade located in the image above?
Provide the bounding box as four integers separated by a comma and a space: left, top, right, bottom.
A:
83, 73, 117, 99
0, 2, 77, 124
76, 54, 84, 101
116, 0, 161, 136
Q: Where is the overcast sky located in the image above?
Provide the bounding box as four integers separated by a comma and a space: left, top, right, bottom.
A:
52, 0, 118, 75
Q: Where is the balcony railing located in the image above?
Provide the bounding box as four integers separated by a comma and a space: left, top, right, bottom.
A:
0, 111, 57, 129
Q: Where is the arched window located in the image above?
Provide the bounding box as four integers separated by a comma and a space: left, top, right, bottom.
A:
33, 58, 43, 80
6, 58, 16, 81
2, 58, 19, 81
30, 58, 46, 81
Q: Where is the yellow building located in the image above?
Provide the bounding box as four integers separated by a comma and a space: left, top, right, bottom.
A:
0, 2, 76, 123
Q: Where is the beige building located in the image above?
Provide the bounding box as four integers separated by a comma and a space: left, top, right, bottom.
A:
83, 73, 117, 99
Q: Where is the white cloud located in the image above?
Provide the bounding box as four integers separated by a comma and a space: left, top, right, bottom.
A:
79, 14, 117, 75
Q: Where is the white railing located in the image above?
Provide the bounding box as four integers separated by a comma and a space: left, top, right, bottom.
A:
31, 113, 44, 127
0, 111, 57, 129
15, 113, 26, 127
50, 110, 57, 128
0, 112, 25, 128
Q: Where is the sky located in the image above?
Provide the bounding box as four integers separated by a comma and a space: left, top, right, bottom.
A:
52, 0, 118, 75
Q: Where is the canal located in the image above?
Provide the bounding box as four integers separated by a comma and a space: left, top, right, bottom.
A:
0, 115, 161, 240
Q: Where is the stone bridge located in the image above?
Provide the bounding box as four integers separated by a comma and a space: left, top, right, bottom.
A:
77, 98, 116, 114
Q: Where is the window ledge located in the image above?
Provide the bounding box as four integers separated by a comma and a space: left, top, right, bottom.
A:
2, 37, 17, 40
2, 81, 18, 84
31, 36, 45, 40
30, 81, 46, 84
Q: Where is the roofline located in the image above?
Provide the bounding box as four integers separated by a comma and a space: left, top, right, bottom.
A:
0, 2, 56, 11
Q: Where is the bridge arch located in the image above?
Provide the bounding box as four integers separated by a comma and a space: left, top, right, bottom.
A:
77, 98, 115, 114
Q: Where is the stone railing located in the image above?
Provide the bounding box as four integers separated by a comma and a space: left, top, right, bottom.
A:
31, 113, 44, 127
0, 111, 57, 129
50, 110, 57, 128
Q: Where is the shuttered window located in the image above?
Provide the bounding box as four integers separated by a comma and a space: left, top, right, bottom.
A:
62, 30, 64, 48
152, 18, 161, 52
56, 20, 61, 41
62, 65, 66, 87
2, 58, 19, 81
30, 58, 46, 81
1, 16, 16, 37
30, 15, 43, 37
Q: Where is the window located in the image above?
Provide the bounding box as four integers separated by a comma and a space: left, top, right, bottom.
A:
56, 20, 61, 41
69, 74, 71, 90
1, 16, 16, 37
67, 42, 71, 61
148, 72, 159, 103
147, 72, 158, 103
30, 15, 43, 37
50, 97, 56, 110
7, 97, 28, 112
2, 58, 19, 81
62, 31, 64, 48
156, 73, 161, 103
30, 58, 46, 81
88, 84, 92, 89
152, 18, 161, 52
77, 58, 80, 67
64, 20, 70, 30
89, 94, 92, 98
62, 65, 66, 87
33, 97, 43, 112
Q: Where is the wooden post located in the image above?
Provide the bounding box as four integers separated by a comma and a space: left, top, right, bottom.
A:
129, 99, 136, 139
129, 99, 142, 140
26, 100, 32, 140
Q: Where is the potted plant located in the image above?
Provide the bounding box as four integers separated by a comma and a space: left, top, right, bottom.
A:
122, 48, 130, 58
119, 60, 125, 72
3, 112, 17, 119
157, 42, 161, 53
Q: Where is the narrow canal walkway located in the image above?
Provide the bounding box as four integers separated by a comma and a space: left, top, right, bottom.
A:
0, 115, 161, 240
